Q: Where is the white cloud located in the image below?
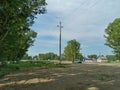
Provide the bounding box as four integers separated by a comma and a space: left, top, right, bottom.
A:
37, 39, 58, 48
34, 0, 120, 42
37, 29, 59, 38
28, 0, 120, 55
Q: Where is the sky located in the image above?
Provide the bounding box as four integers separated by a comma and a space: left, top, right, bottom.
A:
28, 0, 120, 56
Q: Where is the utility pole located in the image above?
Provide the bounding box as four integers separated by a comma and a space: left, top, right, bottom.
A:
57, 21, 63, 64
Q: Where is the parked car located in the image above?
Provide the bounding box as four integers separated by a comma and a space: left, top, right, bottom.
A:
72, 59, 82, 63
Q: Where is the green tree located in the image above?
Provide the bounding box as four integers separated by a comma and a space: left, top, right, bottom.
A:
0, 0, 46, 64
88, 54, 97, 59
64, 39, 81, 61
106, 55, 116, 63
39, 52, 59, 60
105, 18, 120, 61
33, 55, 39, 60
78, 53, 84, 60
22, 53, 33, 60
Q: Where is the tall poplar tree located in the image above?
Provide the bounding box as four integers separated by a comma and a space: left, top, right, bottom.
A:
105, 18, 120, 61
64, 39, 82, 61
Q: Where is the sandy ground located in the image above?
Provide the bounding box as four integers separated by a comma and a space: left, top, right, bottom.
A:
0, 63, 120, 90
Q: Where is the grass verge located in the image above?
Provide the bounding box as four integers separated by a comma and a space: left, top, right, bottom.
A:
0, 61, 65, 78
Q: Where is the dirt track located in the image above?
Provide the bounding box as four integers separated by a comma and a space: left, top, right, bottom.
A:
0, 63, 120, 90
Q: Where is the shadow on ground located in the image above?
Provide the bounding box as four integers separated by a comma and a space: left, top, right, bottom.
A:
0, 64, 120, 90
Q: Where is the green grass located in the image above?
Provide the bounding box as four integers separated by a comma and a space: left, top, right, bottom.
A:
0, 61, 65, 78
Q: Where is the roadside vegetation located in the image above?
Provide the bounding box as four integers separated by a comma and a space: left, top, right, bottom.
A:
0, 61, 65, 78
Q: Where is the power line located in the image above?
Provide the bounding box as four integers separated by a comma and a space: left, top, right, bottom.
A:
47, 1, 101, 58
63, 0, 102, 23
89, 0, 102, 8
36, 0, 102, 25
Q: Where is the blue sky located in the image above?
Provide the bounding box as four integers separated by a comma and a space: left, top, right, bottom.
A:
28, 0, 120, 56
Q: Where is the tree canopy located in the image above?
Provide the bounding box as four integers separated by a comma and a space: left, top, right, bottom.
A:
106, 55, 116, 63
39, 52, 59, 60
64, 39, 82, 61
105, 18, 120, 60
0, 0, 46, 63
88, 54, 97, 59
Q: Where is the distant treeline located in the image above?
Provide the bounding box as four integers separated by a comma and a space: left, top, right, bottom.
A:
22, 52, 59, 60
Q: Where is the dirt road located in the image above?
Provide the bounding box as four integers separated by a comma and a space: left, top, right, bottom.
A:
0, 63, 120, 90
